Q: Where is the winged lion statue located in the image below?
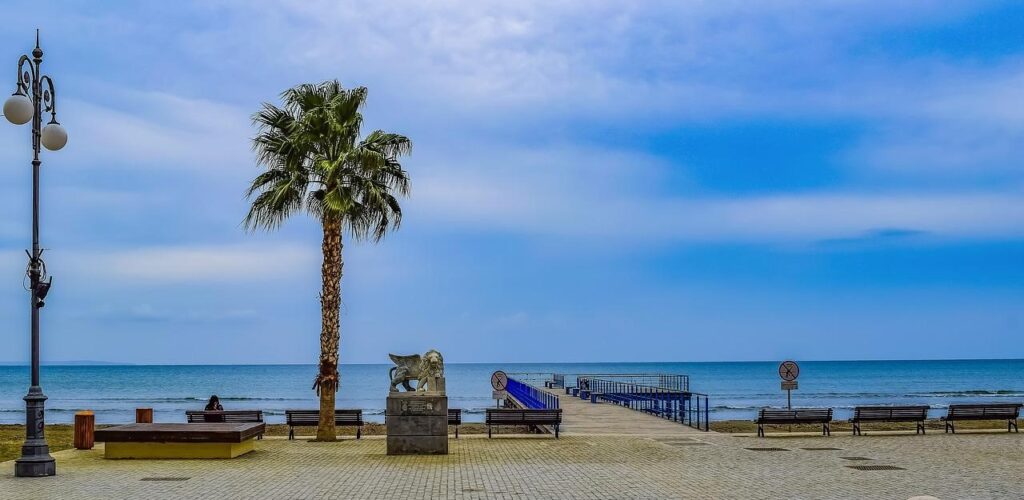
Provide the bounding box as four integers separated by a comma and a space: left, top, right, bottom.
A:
388, 349, 445, 393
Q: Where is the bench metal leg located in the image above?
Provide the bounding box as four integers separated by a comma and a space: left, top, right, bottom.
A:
917, 422, 925, 435
757, 423, 764, 438
356, 426, 362, 439
852, 422, 860, 436
487, 424, 492, 438
1009, 420, 1018, 433
555, 424, 559, 439
823, 423, 830, 436
288, 426, 294, 440
455, 425, 459, 439
945, 421, 954, 433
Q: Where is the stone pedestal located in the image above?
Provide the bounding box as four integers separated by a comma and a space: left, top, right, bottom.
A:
386, 392, 448, 455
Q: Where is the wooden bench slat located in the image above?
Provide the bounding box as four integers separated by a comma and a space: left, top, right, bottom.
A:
485, 409, 562, 438
848, 405, 929, 435
284, 409, 364, 440
447, 409, 462, 438
755, 408, 832, 437
942, 404, 1021, 433
185, 410, 263, 424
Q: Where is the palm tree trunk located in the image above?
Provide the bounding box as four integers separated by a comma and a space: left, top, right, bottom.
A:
314, 216, 343, 441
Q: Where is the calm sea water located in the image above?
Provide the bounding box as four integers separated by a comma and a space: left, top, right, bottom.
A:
0, 360, 1021, 424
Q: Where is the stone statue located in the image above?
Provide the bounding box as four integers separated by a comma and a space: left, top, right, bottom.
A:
388, 349, 445, 393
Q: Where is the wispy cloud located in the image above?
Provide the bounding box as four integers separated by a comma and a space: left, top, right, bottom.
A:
79, 303, 260, 323
65, 244, 318, 284
56, 92, 252, 174
411, 142, 1024, 242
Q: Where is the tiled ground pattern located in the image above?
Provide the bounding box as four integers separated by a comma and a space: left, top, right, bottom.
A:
2, 430, 1022, 499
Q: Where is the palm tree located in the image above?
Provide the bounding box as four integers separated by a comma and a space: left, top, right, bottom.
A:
245, 81, 411, 441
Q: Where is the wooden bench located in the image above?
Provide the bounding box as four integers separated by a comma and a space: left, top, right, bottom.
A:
284, 409, 363, 440
186, 410, 264, 439
942, 403, 1021, 433
849, 405, 929, 435
448, 409, 462, 439
755, 408, 833, 437
486, 408, 562, 438
95, 422, 265, 459
185, 410, 263, 423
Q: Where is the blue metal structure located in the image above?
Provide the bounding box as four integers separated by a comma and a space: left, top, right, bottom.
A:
506, 377, 560, 410
585, 377, 710, 431
575, 374, 689, 392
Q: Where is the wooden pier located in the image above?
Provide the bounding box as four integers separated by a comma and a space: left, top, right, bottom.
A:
541, 387, 706, 436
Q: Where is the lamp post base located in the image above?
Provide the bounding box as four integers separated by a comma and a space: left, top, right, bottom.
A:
14, 455, 55, 477
15, 388, 56, 477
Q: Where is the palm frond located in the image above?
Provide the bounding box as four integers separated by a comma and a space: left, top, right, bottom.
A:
245, 81, 412, 241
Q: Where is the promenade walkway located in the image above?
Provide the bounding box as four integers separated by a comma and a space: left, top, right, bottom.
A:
3, 431, 1022, 499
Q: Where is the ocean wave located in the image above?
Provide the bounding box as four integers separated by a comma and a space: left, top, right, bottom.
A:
60, 396, 313, 403
710, 405, 859, 412
906, 390, 1024, 397
719, 390, 1024, 399
218, 397, 308, 402
62, 397, 205, 402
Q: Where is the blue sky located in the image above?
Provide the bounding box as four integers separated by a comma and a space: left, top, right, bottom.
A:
1, 1, 1023, 364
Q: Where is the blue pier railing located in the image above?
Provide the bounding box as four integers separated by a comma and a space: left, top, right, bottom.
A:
572, 374, 689, 393
506, 377, 559, 410
506, 372, 564, 389
585, 377, 709, 431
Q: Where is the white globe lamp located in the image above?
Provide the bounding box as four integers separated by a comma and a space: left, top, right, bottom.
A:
3, 94, 32, 125
41, 122, 67, 151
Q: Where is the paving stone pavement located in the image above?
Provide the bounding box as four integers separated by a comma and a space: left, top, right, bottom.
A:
1, 430, 1022, 499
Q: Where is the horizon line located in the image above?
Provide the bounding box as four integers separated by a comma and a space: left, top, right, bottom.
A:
1, 357, 1023, 367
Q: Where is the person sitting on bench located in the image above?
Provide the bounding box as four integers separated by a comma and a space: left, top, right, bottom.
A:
205, 395, 224, 411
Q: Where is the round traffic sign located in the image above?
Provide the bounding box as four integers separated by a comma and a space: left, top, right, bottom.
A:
778, 360, 800, 381
490, 370, 508, 391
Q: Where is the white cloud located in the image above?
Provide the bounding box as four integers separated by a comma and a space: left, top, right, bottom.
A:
6, 0, 1024, 250
164, 0, 1024, 180
80, 303, 261, 323
662, 192, 1024, 241
56, 91, 252, 173
66, 244, 318, 284
0, 86, 253, 176
414, 150, 1024, 242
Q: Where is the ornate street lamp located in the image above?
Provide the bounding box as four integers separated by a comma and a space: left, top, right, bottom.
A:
3, 30, 66, 478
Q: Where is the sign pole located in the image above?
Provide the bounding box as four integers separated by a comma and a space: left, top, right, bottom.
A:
490, 370, 509, 408
778, 360, 800, 412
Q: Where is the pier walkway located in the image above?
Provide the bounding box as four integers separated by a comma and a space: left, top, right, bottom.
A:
541, 386, 705, 437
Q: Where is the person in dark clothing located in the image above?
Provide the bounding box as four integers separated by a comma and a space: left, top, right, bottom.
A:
205, 395, 223, 411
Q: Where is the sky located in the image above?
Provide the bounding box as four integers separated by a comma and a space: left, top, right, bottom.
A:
0, 1, 1022, 364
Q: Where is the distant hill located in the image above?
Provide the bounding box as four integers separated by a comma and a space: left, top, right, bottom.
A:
0, 360, 131, 366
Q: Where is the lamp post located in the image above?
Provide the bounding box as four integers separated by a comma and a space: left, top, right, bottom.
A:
3, 30, 67, 478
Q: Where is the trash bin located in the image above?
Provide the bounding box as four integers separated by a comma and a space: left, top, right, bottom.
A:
135, 407, 153, 423
74, 410, 95, 450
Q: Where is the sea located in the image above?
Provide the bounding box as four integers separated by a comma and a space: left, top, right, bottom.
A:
0, 360, 1021, 424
